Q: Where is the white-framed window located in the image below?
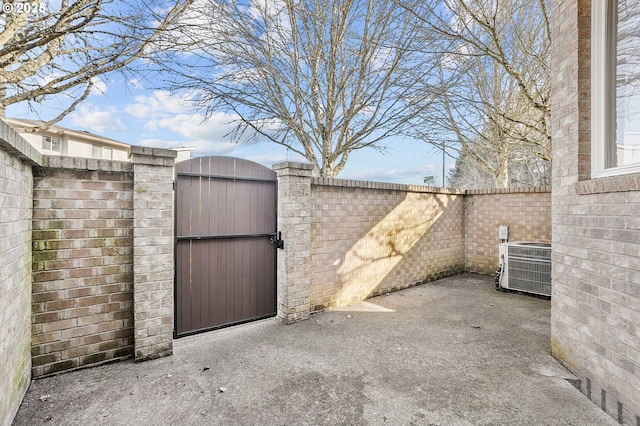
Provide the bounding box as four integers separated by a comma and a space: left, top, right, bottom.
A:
591, 0, 640, 178
42, 135, 61, 152
92, 145, 113, 160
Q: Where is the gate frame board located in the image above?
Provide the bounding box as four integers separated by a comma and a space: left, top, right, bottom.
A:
174, 156, 278, 337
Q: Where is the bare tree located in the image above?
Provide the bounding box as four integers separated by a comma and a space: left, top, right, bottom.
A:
447, 149, 493, 189
0, 0, 194, 128
154, 0, 443, 177
402, 0, 551, 187
447, 135, 551, 189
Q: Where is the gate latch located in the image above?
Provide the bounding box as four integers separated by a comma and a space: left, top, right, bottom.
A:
268, 232, 284, 249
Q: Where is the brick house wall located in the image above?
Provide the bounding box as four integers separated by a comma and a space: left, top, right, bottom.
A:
550, 0, 640, 424
0, 123, 41, 426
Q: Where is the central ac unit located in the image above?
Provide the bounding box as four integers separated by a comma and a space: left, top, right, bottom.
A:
498, 242, 552, 297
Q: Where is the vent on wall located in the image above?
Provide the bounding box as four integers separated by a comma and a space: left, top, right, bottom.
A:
499, 242, 552, 297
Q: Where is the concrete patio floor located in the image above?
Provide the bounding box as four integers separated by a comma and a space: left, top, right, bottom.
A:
13, 274, 617, 426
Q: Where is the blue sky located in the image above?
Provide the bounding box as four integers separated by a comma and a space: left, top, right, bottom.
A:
9, 72, 455, 185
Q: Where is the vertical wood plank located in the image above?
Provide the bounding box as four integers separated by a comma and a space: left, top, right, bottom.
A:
175, 157, 277, 336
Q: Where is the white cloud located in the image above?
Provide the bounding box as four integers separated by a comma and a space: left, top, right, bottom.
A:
123, 90, 247, 153
69, 104, 126, 132
151, 111, 238, 140
139, 137, 240, 156
124, 90, 188, 119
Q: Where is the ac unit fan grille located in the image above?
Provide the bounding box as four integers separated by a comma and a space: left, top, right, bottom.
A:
507, 245, 551, 296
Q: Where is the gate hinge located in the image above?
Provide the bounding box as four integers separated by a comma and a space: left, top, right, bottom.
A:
268, 232, 284, 249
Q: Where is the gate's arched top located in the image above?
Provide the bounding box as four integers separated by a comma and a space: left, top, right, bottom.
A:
176, 156, 276, 180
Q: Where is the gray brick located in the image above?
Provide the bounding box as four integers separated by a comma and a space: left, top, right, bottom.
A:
550, 1, 640, 423
0, 143, 33, 426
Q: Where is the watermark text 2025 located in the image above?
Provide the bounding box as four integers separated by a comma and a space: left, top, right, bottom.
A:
2, 2, 48, 14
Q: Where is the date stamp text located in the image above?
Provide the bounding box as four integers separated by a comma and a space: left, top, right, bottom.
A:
2, 2, 48, 15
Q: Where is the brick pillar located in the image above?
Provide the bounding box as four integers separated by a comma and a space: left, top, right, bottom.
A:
130, 146, 176, 361
273, 162, 313, 324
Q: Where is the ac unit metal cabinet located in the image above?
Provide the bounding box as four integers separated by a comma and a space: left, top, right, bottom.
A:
499, 242, 552, 296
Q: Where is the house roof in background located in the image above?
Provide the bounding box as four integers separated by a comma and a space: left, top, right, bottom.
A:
6, 118, 130, 149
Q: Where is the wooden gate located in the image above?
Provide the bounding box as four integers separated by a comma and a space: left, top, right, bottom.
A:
174, 156, 279, 337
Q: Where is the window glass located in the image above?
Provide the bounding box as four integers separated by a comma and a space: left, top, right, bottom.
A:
102, 147, 113, 160
93, 145, 114, 160
42, 136, 61, 152
613, 0, 640, 167
92, 144, 101, 159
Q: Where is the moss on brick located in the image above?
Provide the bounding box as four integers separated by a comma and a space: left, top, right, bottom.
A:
113, 347, 134, 359
12, 338, 31, 400
45, 360, 78, 375
81, 352, 107, 366
32, 229, 61, 240
98, 340, 121, 352
32, 249, 59, 262
41, 240, 64, 251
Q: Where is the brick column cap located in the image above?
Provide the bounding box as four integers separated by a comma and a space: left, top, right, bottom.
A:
0, 120, 44, 166
130, 145, 177, 166
272, 161, 313, 177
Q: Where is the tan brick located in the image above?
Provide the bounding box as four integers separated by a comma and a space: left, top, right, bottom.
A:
32, 291, 63, 303
550, 1, 640, 423
44, 299, 77, 311
29, 167, 136, 378
131, 156, 174, 361
306, 179, 468, 312
40, 318, 78, 333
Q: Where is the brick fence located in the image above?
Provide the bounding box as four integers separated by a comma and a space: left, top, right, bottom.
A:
1, 128, 551, 426
273, 162, 551, 322
308, 178, 465, 312
0, 117, 177, 426
31, 162, 135, 376
465, 188, 552, 274
29, 150, 176, 377
0, 122, 40, 426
